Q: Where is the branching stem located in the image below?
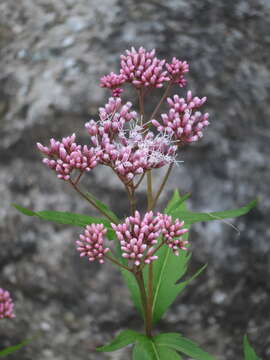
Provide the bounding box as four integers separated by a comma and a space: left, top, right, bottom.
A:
68, 180, 116, 223
105, 254, 132, 273
152, 163, 174, 210
149, 80, 174, 121
147, 171, 153, 211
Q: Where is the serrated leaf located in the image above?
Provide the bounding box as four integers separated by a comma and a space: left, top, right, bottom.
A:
13, 204, 115, 240
96, 330, 144, 352
132, 339, 156, 360
171, 199, 257, 225
0, 339, 31, 357
154, 333, 216, 360
132, 337, 183, 360
243, 335, 262, 360
151, 190, 205, 324
85, 191, 119, 223
153, 345, 183, 359
151, 244, 206, 324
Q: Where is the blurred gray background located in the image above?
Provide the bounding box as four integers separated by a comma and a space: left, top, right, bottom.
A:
0, 0, 269, 359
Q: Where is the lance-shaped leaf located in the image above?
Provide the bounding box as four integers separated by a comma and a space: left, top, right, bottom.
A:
13, 204, 115, 240
132, 336, 183, 360
151, 245, 206, 324
243, 335, 262, 360
171, 199, 257, 225
154, 333, 216, 360
96, 330, 144, 352
150, 191, 256, 323
151, 190, 205, 324
0, 339, 31, 357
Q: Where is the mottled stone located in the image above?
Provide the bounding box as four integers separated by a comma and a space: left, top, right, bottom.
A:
0, 0, 269, 359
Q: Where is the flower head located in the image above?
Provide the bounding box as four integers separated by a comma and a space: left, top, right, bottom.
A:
94, 123, 178, 181
37, 134, 99, 180
100, 72, 126, 89
100, 72, 126, 97
166, 58, 189, 87
158, 213, 189, 255
0, 288, 15, 319
152, 91, 209, 144
85, 97, 137, 137
76, 224, 110, 264
112, 88, 123, 97
120, 47, 169, 88
112, 211, 162, 266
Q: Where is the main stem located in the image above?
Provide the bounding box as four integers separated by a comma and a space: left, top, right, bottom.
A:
135, 271, 152, 337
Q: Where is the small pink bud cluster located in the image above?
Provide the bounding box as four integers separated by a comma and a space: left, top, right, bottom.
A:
85, 97, 137, 136
166, 58, 189, 87
37, 134, 99, 180
112, 211, 161, 266
76, 212, 189, 266
120, 47, 170, 88
100, 72, 125, 97
100, 47, 189, 95
158, 214, 189, 256
0, 288, 15, 319
76, 224, 110, 264
152, 91, 209, 143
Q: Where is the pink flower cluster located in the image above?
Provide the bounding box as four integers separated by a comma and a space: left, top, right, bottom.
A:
0, 288, 15, 319
76, 211, 189, 266
100, 47, 189, 95
86, 97, 137, 136
112, 211, 161, 266
37, 134, 99, 180
158, 214, 189, 255
37, 47, 209, 182
77, 211, 189, 266
120, 47, 169, 88
152, 91, 210, 143
76, 224, 110, 264
100, 72, 125, 97
166, 58, 189, 87
85, 97, 177, 181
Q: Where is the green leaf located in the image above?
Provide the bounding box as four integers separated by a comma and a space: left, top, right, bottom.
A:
164, 189, 184, 214
171, 199, 257, 225
152, 243, 206, 324
243, 335, 261, 360
153, 345, 183, 359
13, 204, 115, 240
85, 191, 119, 223
132, 339, 156, 360
151, 190, 205, 324
132, 337, 183, 360
0, 339, 31, 357
154, 333, 216, 360
166, 192, 192, 215
96, 330, 144, 352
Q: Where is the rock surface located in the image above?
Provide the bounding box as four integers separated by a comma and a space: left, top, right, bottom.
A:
0, 0, 269, 359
